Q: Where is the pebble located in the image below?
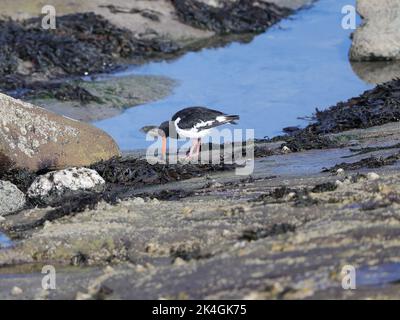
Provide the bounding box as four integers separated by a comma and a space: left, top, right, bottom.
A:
335, 180, 344, 187
173, 257, 186, 266
182, 207, 193, 216
367, 172, 380, 181
11, 286, 23, 296
281, 146, 291, 153
131, 197, 145, 205
287, 192, 297, 200
336, 168, 345, 176
103, 266, 114, 274
76, 292, 92, 300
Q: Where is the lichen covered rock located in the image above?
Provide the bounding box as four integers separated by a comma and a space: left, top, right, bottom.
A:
0, 180, 26, 216
0, 93, 120, 171
27, 167, 105, 205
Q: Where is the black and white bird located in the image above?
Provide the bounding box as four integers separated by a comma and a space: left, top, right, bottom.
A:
172, 107, 239, 157
141, 106, 239, 158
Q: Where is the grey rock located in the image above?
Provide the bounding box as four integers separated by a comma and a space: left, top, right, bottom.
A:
27, 167, 105, 204
0, 180, 26, 216
350, 0, 400, 61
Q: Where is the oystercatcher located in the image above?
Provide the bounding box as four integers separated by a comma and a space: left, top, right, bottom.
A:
172, 106, 239, 157
141, 107, 239, 158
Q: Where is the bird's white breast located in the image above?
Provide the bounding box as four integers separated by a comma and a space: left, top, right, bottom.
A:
174, 118, 212, 139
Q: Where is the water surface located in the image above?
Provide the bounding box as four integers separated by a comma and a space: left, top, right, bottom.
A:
95, 0, 371, 150
0, 232, 12, 248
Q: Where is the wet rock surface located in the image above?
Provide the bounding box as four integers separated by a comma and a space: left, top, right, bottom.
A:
2, 114, 400, 299
3, 0, 400, 300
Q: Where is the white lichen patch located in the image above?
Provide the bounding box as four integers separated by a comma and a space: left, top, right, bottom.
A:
0, 93, 79, 158
27, 167, 105, 203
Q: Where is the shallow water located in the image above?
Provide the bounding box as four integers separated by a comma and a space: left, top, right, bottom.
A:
357, 263, 400, 287
0, 232, 12, 248
94, 0, 372, 151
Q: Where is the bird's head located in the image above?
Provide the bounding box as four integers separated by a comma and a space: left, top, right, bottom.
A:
140, 121, 171, 157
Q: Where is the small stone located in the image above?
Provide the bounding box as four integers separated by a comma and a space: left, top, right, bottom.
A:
103, 266, 114, 274
135, 264, 146, 272
182, 207, 193, 215
281, 146, 291, 153
335, 180, 344, 187
11, 286, 23, 296
367, 172, 380, 181
286, 192, 297, 200
173, 257, 186, 266
76, 292, 92, 300
145, 243, 158, 254
336, 168, 345, 176
43, 220, 52, 229
131, 197, 145, 205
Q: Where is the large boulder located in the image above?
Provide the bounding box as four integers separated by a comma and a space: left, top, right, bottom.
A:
0, 180, 26, 216
27, 167, 105, 205
350, 0, 400, 61
0, 93, 120, 171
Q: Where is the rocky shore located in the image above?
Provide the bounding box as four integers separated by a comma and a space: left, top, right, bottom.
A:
2, 0, 400, 300
2, 75, 400, 299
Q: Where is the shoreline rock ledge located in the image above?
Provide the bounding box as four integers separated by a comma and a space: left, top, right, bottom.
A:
0, 93, 120, 171
350, 0, 400, 61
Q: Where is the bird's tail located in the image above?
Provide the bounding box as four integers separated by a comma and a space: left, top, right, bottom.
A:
225, 115, 240, 124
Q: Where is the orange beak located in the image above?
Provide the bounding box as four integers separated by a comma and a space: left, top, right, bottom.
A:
161, 136, 167, 158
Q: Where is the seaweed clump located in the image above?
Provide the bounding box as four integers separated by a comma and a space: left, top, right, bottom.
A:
91, 156, 236, 187
239, 223, 296, 241
172, 0, 291, 34
11, 82, 101, 104
311, 79, 400, 134
0, 12, 180, 93
279, 79, 400, 152
322, 153, 400, 173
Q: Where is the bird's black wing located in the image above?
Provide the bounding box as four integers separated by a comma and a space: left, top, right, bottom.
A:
172, 107, 226, 130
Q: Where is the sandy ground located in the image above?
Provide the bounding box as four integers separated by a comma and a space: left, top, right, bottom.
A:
2, 121, 400, 299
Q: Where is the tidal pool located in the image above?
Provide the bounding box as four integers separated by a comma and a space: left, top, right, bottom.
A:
0, 232, 12, 248
94, 0, 372, 151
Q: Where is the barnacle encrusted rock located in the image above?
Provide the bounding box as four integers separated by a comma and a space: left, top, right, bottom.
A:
0, 93, 120, 171
0, 180, 26, 216
27, 167, 105, 204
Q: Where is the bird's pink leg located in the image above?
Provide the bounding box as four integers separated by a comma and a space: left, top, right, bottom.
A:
195, 138, 201, 155
186, 138, 198, 159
